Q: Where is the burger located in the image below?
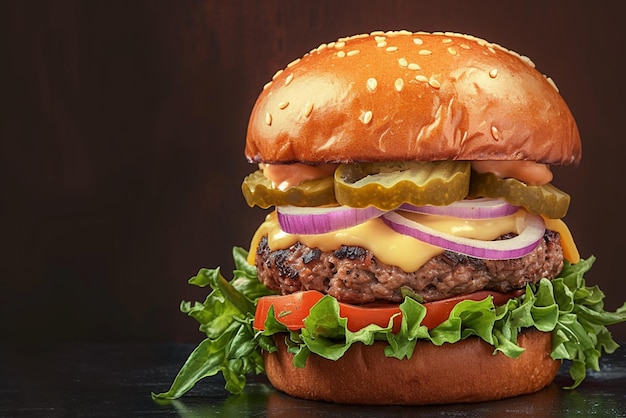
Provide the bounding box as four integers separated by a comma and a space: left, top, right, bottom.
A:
153, 31, 626, 405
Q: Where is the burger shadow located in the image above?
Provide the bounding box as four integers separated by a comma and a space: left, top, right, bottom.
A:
154, 370, 618, 417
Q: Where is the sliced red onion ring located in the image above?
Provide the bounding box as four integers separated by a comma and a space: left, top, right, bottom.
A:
277, 205, 385, 235
381, 210, 545, 260
400, 198, 519, 219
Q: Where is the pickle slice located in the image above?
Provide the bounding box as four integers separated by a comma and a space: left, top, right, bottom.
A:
468, 171, 570, 219
334, 161, 471, 210
241, 169, 337, 208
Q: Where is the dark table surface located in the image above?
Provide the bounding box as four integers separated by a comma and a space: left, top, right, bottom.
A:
3, 341, 626, 417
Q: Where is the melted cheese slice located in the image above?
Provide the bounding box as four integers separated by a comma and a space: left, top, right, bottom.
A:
248, 210, 536, 272
543, 217, 580, 264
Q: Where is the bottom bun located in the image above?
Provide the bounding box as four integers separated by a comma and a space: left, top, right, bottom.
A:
263, 330, 560, 405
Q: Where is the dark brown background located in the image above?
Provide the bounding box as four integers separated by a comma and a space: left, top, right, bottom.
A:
2, 0, 625, 343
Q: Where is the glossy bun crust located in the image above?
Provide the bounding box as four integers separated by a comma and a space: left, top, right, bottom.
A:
246, 31, 581, 165
264, 330, 560, 405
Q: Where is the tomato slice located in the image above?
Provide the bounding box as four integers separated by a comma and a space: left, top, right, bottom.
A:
255, 290, 324, 331
338, 300, 402, 332
253, 289, 524, 333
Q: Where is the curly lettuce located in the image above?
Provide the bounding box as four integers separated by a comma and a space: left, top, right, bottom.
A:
152, 249, 626, 400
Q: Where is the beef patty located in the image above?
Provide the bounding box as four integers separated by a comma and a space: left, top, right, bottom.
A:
255, 230, 564, 304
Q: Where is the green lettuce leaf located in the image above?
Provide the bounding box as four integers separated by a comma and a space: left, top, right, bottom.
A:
151, 247, 275, 400
153, 250, 626, 399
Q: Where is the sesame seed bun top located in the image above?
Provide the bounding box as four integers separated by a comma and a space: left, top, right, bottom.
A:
245, 31, 581, 165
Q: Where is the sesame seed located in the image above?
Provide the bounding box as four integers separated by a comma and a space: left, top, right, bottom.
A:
347, 49, 360, 57
460, 43, 471, 49
374, 35, 387, 42
461, 34, 477, 43
491, 125, 500, 140
398, 58, 408, 67
447, 47, 457, 56
488, 46, 496, 54
508, 49, 521, 59
546, 76, 559, 92
489, 68, 498, 78
287, 58, 301, 68
367, 78, 378, 91
265, 112, 272, 126
428, 78, 441, 89
337, 51, 346, 58
419, 49, 432, 55
377, 41, 387, 48
491, 43, 506, 54
278, 101, 289, 109
520, 55, 536, 68
263, 81, 273, 90
335, 41, 346, 48
409, 63, 421, 70
394, 78, 404, 92
272, 69, 283, 80
442, 38, 453, 44
413, 38, 423, 45
386, 46, 398, 52
361, 110, 373, 124
304, 102, 314, 117
415, 75, 428, 83
316, 43, 328, 52
285, 73, 294, 86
